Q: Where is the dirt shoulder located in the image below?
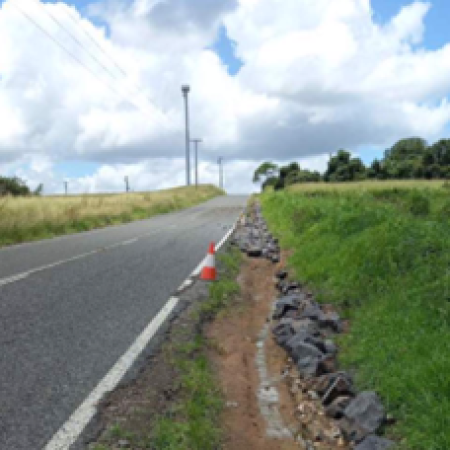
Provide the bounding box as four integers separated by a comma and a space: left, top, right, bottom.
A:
206, 254, 298, 450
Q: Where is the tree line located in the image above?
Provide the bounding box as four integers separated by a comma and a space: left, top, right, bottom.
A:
0, 176, 42, 197
253, 137, 450, 190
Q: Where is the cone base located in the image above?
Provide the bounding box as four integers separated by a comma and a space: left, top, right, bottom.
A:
201, 267, 217, 281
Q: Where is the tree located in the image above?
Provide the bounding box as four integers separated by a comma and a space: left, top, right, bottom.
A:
0, 176, 31, 196
324, 150, 366, 182
253, 162, 279, 184
384, 137, 427, 162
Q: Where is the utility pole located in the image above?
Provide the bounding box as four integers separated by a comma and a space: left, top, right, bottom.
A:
64, 180, 68, 196
191, 139, 202, 188
218, 157, 224, 190
182, 85, 191, 186
124, 176, 130, 193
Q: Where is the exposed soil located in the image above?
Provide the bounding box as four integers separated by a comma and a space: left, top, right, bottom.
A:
206, 255, 298, 450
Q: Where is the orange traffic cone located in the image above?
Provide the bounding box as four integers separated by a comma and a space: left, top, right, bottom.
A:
201, 242, 217, 281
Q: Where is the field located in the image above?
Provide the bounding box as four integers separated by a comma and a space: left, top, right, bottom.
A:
261, 180, 449, 450
0, 185, 223, 247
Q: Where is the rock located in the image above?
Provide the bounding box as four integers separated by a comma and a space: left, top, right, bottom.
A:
291, 318, 321, 336
354, 435, 395, 450
325, 396, 352, 419
272, 321, 296, 347
314, 372, 353, 396
247, 246, 263, 257
322, 374, 355, 405
324, 340, 338, 355
271, 254, 280, 264
273, 294, 303, 319
300, 303, 325, 321
289, 340, 323, 366
297, 356, 321, 378
340, 392, 386, 442
281, 281, 302, 295
117, 440, 130, 448
318, 311, 343, 333
275, 269, 288, 280
318, 354, 337, 374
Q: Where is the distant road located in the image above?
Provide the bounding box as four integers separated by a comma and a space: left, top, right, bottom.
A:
0, 195, 247, 450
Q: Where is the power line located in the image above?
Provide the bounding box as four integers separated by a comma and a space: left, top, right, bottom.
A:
61, 7, 156, 108
26, 0, 122, 82
10, 1, 154, 116
64, 9, 128, 77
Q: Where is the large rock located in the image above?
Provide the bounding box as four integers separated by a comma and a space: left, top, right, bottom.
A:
322, 374, 355, 405
325, 396, 352, 419
314, 372, 353, 396
273, 294, 303, 319
247, 246, 263, 257
340, 392, 386, 442
300, 303, 325, 321
354, 435, 395, 450
297, 356, 321, 378
318, 311, 343, 333
289, 340, 324, 363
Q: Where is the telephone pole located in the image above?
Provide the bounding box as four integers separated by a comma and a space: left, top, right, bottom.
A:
218, 157, 224, 190
191, 139, 202, 187
64, 180, 68, 196
124, 176, 130, 193
181, 85, 191, 186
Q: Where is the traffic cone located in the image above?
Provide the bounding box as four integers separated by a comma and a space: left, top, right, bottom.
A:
201, 242, 217, 281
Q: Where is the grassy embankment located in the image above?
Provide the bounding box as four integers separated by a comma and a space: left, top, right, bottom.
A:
0, 185, 223, 247
261, 180, 449, 450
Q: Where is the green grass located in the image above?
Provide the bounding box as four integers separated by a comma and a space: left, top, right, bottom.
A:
261, 182, 449, 450
0, 185, 223, 247
152, 248, 242, 450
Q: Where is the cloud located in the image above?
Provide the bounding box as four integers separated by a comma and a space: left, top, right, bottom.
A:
0, 0, 450, 193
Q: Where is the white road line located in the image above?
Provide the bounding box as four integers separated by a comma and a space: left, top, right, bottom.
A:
0, 234, 155, 288
43, 215, 240, 450
44, 297, 179, 450
0, 273, 30, 286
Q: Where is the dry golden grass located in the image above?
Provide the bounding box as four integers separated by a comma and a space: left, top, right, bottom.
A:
288, 179, 446, 193
0, 185, 223, 247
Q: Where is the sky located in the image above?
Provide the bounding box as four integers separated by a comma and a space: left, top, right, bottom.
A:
1, 0, 450, 194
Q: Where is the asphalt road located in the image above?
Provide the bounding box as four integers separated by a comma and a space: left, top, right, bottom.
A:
0, 195, 247, 450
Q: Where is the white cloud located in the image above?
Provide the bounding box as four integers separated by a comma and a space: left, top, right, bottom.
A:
0, 0, 450, 194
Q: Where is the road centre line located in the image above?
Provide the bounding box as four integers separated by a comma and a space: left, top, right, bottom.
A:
0, 227, 179, 288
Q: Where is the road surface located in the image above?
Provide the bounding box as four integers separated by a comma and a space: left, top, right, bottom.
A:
0, 195, 247, 450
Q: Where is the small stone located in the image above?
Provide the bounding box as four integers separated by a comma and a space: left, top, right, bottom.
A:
275, 269, 288, 280
117, 440, 130, 448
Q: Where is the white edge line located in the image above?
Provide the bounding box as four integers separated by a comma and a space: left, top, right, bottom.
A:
44, 296, 179, 450
44, 215, 241, 449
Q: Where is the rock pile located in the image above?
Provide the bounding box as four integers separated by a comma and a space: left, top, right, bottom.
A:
232, 203, 281, 263
234, 204, 395, 450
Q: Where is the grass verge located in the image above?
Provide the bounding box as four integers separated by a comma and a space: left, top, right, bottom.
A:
261, 182, 449, 450
0, 185, 223, 247
152, 248, 241, 450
